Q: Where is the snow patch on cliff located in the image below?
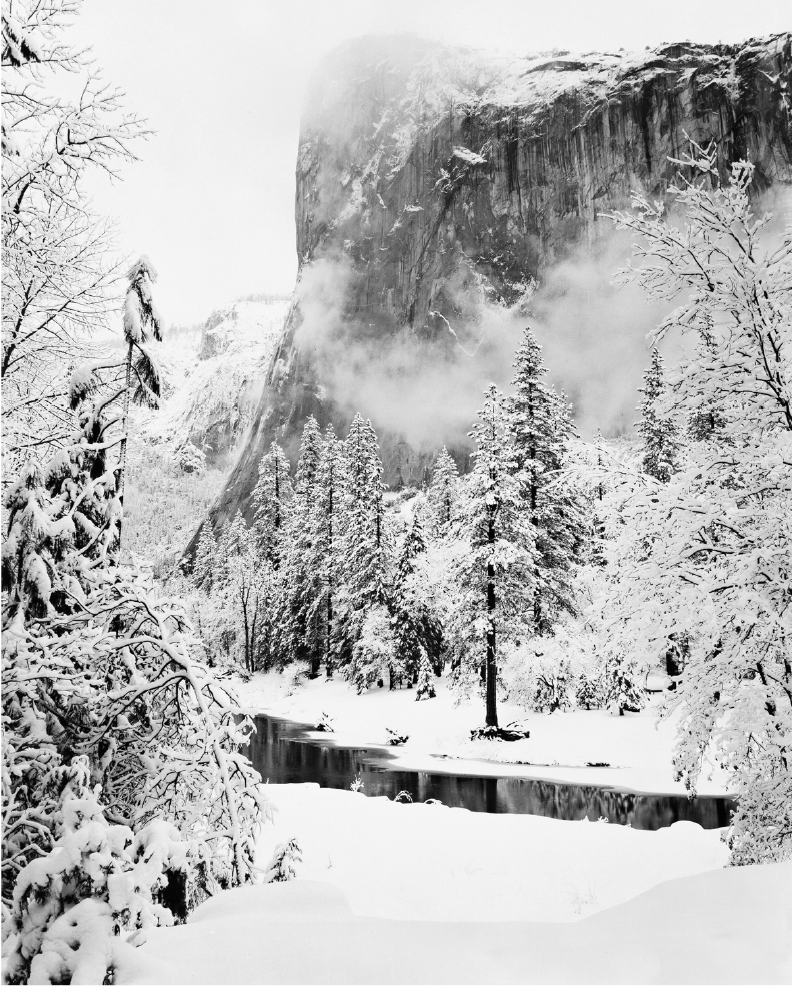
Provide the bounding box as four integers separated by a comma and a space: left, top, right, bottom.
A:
143, 300, 289, 465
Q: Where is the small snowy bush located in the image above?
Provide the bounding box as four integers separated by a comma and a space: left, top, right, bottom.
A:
575, 672, 606, 710
530, 667, 573, 713
2, 759, 188, 985
601, 656, 645, 715
265, 838, 302, 883
345, 606, 403, 694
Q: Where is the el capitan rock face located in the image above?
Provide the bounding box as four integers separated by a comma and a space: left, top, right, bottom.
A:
201, 31, 791, 539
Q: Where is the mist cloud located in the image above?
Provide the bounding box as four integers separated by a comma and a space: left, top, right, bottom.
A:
289, 195, 789, 450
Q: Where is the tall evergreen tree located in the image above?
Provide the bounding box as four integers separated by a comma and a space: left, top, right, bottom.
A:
390, 514, 444, 690
637, 347, 681, 482
117, 257, 163, 525
448, 385, 538, 728
252, 441, 293, 568
427, 446, 460, 534
317, 426, 346, 677
192, 520, 217, 591
274, 418, 326, 673
336, 415, 398, 682
342, 416, 390, 602
507, 329, 586, 632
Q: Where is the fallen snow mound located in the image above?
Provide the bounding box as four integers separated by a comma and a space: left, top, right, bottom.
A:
120, 862, 790, 984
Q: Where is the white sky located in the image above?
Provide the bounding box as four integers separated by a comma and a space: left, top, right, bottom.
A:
73, 0, 791, 326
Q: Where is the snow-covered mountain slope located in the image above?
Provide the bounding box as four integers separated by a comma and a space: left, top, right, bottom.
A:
123, 299, 289, 569
145, 299, 289, 467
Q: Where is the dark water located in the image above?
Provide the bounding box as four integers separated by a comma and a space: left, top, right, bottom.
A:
245, 714, 736, 831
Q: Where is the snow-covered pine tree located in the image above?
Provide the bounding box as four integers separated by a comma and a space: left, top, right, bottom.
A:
391, 513, 444, 689
2, 756, 190, 985
338, 414, 395, 676
348, 605, 403, 693
252, 440, 293, 568
274, 417, 327, 673
117, 257, 163, 526
507, 330, 587, 633
192, 520, 217, 591
575, 671, 605, 710
637, 347, 681, 482
317, 425, 347, 677
427, 446, 460, 534
415, 651, 437, 700
447, 385, 538, 728
601, 655, 644, 715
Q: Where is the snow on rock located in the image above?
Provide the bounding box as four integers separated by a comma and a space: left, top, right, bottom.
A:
452, 145, 486, 165
143, 300, 289, 466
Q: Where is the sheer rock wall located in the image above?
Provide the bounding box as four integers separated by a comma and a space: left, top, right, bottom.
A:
201, 31, 791, 539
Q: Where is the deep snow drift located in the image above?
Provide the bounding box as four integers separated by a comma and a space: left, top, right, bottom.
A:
118, 784, 789, 985
237, 672, 731, 795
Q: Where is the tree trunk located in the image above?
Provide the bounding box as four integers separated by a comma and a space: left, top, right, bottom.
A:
116, 338, 134, 548
325, 591, 333, 677
326, 480, 334, 677
485, 501, 498, 727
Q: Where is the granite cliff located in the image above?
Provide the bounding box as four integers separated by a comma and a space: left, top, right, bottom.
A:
203, 31, 791, 535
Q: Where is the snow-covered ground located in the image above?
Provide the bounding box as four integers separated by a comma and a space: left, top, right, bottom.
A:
118, 783, 789, 985
237, 671, 731, 795
257, 783, 730, 921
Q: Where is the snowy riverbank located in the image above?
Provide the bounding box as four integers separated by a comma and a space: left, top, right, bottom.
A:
119, 783, 789, 985
236, 671, 731, 796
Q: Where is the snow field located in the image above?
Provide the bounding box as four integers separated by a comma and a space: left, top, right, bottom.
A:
119, 783, 789, 985
238, 672, 731, 794
256, 782, 730, 922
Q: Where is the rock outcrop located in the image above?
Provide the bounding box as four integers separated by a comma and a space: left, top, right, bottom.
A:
150, 301, 289, 467
204, 31, 791, 536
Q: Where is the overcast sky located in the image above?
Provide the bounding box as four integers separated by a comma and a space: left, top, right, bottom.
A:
73, 0, 791, 326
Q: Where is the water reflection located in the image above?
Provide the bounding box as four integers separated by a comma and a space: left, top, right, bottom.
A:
245, 714, 736, 831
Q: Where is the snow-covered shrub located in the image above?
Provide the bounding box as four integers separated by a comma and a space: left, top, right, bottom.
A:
2, 562, 272, 900
2, 758, 188, 985
530, 667, 573, 713
265, 839, 302, 883
601, 656, 645, 715
2, 389, 272, 982
575, 672, 606, 710
415, 652, 437, 700
502, 633, 580, 713
345, 606, 403, 693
